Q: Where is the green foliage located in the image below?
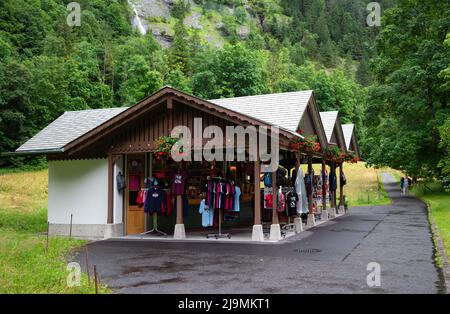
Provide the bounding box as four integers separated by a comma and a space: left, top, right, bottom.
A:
364, 0, 450, 178
438, 118, 450, 178
171, 0, 191, 19
169, 19, 189, 72
0, 0, 372, 169
191, 43, 267, 98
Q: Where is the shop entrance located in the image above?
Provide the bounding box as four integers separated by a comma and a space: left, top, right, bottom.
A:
125, 154, 146, 234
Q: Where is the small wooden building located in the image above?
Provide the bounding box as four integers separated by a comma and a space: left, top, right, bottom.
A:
14, 86, 359, 241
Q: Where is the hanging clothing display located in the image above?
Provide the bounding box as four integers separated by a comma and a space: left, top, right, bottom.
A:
263, 172, 272, 187
129, 175, 140, 190
340, 172, 347, 187
144, 186, 166, 214
204, 177, 239, 227
276, 167, 287, 187
205, 178, 236, 211
199, 199, 214, 227
116, 171, 126, 192
285, 189, 299, 216
171, 170, 187, 195
233, 186, 241, 212
295, 167, 309, 214
137, 188, 147, 208
329, 170, 337, 192
277, 188, 286, 213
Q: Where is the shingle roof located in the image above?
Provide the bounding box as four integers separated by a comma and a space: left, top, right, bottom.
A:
342, 124, 355, 151
319, 111, 339, 143
16, 90, 314, 154
209, 91, 313, 133
16, 108, 128, 153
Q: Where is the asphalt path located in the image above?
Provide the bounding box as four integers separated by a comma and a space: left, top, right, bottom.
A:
73, 173, 444, 294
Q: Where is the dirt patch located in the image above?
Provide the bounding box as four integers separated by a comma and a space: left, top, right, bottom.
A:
121, 261, 195, 275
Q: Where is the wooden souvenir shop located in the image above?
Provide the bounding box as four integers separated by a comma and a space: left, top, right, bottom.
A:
14, 86, 359, 241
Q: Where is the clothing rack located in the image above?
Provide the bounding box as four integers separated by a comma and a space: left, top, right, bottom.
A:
140, 177, 167, 238
141, 211, 167, 237
206, 176, 231, 240
280, 186, 297, 234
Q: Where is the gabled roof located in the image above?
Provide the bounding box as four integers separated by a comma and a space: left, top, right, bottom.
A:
319, 111, 347, 154
16, 108, 128, 153
319, 111, 339, 143
209, 91, 313, 134
15, 87, 313, 155
342, 124, 355, 151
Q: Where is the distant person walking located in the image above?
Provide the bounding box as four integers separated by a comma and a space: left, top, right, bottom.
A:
401, 176, 409, 196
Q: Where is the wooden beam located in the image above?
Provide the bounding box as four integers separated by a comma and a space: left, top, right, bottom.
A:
339, 163, 344, 207
322, 158, 327, 212
307, 156, 313, 214
166, 96, 173, 109
271, 170, 278, 224
254, 158, 261, 225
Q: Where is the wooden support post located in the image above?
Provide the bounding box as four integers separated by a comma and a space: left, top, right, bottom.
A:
307, 156, 313, 213
176, 195, 183, 225
332, 163, 337, 209
293, 152, 303, 232
253, 158, 261, 226
294, 152, 300, 179
338, 162, 345, 214
322, 159, 327, 212
251, 156, 264, 241
271, 171, 278, 224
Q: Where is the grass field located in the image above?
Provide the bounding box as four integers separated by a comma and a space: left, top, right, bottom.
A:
301, 162, 391, 207
412, 182, 450, 260
0, 163, 391, 293
0, 169, 107, 294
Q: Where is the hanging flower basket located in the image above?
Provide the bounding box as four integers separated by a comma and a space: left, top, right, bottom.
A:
152, 136, 182, 159
325, 146, 345, 163
345, 152, 359, 164
290, 130, 321, 155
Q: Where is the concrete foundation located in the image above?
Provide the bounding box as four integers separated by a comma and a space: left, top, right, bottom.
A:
338, 205, 345, 214
329, 208, 337, 219
49, 223, 123, 240
294, 217, 303, 233
251, 224, 265, 241
321, 209, 329, 221
307, 214, 316, 227
173, 224, 186, 239
269, 224, 282, 241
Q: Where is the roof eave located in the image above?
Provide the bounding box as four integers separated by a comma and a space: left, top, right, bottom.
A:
5, 147, 65, 156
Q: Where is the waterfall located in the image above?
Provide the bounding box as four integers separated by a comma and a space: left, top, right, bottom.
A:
128, 0, 147, 35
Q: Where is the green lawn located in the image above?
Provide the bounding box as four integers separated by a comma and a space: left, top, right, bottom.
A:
0, 169, 107, 294
301, 162, 392, 207
412, 182, 450, 260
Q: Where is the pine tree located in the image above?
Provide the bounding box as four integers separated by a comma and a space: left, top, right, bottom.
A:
169, 19, 189, 74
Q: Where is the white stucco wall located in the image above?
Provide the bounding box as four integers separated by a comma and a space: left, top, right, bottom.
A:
48, 159, 108, 225
113, 156, 124, 224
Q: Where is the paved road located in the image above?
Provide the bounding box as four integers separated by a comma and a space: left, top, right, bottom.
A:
74, 173, 444, 293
